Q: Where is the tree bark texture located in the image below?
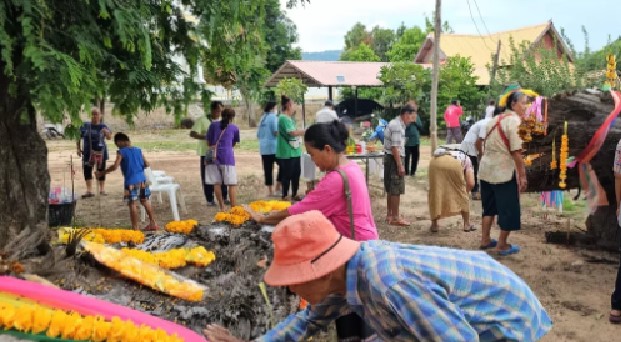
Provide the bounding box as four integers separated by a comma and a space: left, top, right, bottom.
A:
523, 90, 621, 249
0, 71, 51, 259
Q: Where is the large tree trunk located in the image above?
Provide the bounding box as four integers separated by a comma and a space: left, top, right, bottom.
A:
523, 90, 621, 249
0, 72, 51, 259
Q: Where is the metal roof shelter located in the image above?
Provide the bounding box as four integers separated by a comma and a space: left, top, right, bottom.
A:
266, 60, 389, 127
265, 60, 389, 87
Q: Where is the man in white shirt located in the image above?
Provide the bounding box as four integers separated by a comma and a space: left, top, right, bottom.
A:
460, 118, 490, 199
485, 100, 496, 119
315, 100, 338, 123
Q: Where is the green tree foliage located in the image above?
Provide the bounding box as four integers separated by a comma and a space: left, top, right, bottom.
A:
344, 22, 372, 51
576, 34, 621, 87
339, 44, 382, 101
437, 56, 483, 115
424, 12, 454, 34
0, 0, 306, 256
386, 26, 427, 62
275, 78, 307, 104
492, 38, 582, 97
264, 0, 302, 73
340, 43, 381, 62
378, 62, 431, 105
370, 26, 395, 61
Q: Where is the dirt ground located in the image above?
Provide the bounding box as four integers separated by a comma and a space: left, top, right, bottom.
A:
45, 129, 621, 342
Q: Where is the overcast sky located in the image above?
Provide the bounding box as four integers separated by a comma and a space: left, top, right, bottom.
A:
281, 0, 620, 53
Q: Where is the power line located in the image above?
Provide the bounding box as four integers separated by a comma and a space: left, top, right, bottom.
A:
472, 0, 492, 37
465, 0, 492, 51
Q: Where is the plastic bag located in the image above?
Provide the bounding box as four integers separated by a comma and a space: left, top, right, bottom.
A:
144, 167, 153, 186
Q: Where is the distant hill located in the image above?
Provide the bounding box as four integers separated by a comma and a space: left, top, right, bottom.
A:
301, 50, 342, 61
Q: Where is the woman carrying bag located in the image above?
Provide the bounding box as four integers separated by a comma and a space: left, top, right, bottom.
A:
205, 108, 240, 210
247, 120, 379, 341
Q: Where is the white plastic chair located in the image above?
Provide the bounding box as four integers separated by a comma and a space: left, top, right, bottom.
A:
140, 171, 187, 222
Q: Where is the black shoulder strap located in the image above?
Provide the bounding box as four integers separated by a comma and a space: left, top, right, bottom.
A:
337, 169, 355, 240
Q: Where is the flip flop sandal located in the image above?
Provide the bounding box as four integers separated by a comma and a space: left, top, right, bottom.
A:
388, 218, 411, 227
463, 225, 477, 232
497, 244, 521, 256
479, 239, 497, 250
143, 224, 159, 231
99, 192, 107, 196
81, 193, 95, 199
610, 313, 621, 324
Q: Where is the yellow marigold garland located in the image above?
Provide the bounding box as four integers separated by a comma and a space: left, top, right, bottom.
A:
214, 206, 251, 226
164, 219, 198, 234
58, 228, 145, 245
523, 153, 542, 167
606, 54, 617, 88
0, 300, 182, 342
120, 246, 216, 269
214, 201, 290, 226
248, 200, 291, 213
83, 240, 205, 302
559, 122, 569, 189
550, 138, 557, 170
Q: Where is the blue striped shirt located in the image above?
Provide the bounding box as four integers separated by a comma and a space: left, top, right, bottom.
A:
259, 241, 552, 342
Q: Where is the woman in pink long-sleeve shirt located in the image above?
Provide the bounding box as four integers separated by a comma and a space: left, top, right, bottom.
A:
247, 120, 378, 241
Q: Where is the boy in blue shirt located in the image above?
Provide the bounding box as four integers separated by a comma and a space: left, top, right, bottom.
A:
97, 133, 158, 231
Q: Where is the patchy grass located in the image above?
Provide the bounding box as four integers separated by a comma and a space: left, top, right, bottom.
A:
46, 128, 261, 153
136, 140, 196, 152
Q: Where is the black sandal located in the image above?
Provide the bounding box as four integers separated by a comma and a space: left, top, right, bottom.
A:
81, 193, 95, 199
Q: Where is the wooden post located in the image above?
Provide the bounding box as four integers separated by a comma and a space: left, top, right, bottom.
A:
429, 0, 442, 153
302, 93, 306, 129
354, 86, 358, 118
328, 86, 333, 101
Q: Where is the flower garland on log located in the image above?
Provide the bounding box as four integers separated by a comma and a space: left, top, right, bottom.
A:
214, 201, 291, 226
559, 121, 569, 189
0, 299, 183, 342
164, 219, 198, 234
82, 241, 205, 302
58, 228, 144, 245
120, 246, 216, 269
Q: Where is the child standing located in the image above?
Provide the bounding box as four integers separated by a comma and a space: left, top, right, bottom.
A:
97, 133, 158, 231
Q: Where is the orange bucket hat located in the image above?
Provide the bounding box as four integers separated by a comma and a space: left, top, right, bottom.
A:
264, 210, 361, 286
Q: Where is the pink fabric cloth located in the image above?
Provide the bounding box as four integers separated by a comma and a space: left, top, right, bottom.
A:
288, 161, 379, 241
444, 104, 463, 128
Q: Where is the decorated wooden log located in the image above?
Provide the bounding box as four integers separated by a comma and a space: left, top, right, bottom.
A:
522, 90, 621, 250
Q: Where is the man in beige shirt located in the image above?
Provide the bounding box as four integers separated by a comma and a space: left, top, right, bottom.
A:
478, 91, 527, 256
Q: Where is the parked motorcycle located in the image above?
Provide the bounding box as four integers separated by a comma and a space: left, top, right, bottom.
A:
41, 124, 65, 139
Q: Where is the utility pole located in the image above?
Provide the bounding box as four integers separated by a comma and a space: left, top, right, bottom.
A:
488, 40, 502, 97
429, 0, 442, 153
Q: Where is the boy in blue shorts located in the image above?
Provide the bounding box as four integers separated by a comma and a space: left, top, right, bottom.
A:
97, 133, 158, 231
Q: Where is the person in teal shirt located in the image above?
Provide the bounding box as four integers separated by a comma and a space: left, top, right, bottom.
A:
405, 114, 423, 176
257, 101, 279, 197
276, 95, 305, 200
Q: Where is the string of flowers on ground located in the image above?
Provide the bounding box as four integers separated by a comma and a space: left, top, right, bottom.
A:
58, 228, 145, 245
214, 200, 291, 226
82, 240, 205, 302
0, 299, 182, 342
120, 246, 216, 269
164, 219, 198, 234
